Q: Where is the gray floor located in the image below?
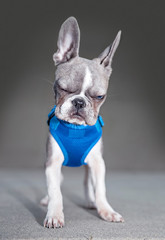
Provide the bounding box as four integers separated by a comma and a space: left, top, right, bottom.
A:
0, 168, 165, 240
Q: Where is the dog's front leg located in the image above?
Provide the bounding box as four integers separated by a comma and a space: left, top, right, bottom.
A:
86, 139, 124, 222
44, 133, 64, 228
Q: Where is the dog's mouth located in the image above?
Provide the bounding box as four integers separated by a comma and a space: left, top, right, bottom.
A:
70, 110, 86, 122
71, 111, 84, 119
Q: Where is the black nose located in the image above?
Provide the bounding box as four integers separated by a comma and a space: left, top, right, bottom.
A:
72, 98, 86, 110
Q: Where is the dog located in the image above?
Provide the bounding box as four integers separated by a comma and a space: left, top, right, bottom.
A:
41, 16, 124, 228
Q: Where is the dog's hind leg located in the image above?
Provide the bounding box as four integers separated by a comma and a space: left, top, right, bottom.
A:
40, 195, 49, 206
84, 165, 96, 209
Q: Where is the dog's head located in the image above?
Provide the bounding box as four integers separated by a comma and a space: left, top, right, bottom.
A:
53, 17, 121, 126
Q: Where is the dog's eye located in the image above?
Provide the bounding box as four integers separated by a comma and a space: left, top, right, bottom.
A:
58, 85, 69, 93
95, 95, 105, 100
61, 88, 68, 92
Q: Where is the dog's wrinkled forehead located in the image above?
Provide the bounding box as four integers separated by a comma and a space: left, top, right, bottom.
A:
55, 57, 109, 94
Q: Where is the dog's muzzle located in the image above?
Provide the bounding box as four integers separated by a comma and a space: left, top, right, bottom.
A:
72, 98, 86, 110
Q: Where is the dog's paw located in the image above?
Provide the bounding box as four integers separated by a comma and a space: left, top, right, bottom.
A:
98, 209, 124, 223
87, 201, 96, 209
44, 212, 64, 228
40, 195, 49, 206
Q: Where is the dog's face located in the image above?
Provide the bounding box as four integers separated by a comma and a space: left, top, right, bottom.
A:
53, 17, 121, 126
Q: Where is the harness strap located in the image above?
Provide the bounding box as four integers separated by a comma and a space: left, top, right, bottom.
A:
47, 108, 104, 129
47, 111, 55, 126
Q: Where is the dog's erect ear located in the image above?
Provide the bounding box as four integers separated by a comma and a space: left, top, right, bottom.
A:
98, 31, 121, 71
53, 17, 80, 65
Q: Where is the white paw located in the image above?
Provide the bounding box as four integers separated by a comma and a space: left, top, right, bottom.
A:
44, 212, 64, 228
40, 195, 49, 206
98, 209, 124, 222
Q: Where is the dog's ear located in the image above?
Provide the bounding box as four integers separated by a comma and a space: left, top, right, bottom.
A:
98, 31, 121, 72
53, 17, 80, 65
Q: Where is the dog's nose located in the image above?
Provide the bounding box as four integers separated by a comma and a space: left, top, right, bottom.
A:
72, 98, 86, 109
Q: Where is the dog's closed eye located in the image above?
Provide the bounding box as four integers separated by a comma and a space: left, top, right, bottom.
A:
55, 81, 73, 94
59, 86, 69, 92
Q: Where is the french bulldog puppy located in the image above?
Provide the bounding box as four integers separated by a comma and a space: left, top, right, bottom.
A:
41, 16, 124, 228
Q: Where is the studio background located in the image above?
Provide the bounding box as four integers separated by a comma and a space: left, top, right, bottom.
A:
0, 0, 165, 171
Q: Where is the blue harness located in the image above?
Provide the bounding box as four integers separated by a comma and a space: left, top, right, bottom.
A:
47, 106, 104, 167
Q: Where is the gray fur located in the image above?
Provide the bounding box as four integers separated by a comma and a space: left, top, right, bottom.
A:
53, 17, 80, 65
98, 30, 121, 71
43, 17, 124, 228
53, 17, 121, 126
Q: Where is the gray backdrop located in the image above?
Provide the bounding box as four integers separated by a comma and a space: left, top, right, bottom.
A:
0, 0, 165, 171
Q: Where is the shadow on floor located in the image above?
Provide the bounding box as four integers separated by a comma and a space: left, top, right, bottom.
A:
3, 181, 46, 227
65, 192, 99, 218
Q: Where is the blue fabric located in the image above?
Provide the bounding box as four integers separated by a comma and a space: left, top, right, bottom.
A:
48, 106, 104, 167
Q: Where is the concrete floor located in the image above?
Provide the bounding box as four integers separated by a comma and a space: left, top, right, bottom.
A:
0, 168, 165, 240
